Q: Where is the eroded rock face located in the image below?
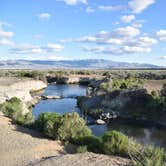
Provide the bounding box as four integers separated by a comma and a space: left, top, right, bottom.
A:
0, 77, 47, 104
47, 76, 92, 85
102, 88, 149, 110
78, 88, 151, 119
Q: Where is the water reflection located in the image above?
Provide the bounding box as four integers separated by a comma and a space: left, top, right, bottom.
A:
43, 84, 87, 98
90, 122, 166, 149
33, 98, 80, 118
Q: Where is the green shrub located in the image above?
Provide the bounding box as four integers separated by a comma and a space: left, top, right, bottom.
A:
148, 90, 166, 111
100, 78, 144, 92
12, 111, 34, 126
0, 97, 34, 126
101, 130, 130, 157
35, 112, 62, 139
0, 97, 22, 118
57, 112, 92, 141
73, 135, 103, 153
130, 145, 166, 166
76, 145, 88, 153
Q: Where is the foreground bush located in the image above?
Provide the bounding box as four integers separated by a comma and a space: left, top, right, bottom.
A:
13, 111, 34, 126
35, 112, 92, 141
73, 135, 103, 153
0, 97, 22, 118
0, 97, 34, 126
34, 112, 62, 138
130, 145, 166, 166
76, 145, 88, 153
101, 130, 130, 157
57, 112, 92, 141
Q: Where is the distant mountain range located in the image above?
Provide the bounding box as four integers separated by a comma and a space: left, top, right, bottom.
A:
0, 59, 162, 69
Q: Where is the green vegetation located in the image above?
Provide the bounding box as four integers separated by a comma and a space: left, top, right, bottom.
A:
35, 112, 92, 141
1, 69, 166, 81
130, 145, 166, 166
0, 97, 22, 118
100, 78, 144, 92
73, 135, 103, 153
57, 112, 92, 141
1, 97, 166, 165
76, 145, 88, 153
0, 97, 34, 126
147, 84, 166, 112
102, 130, 130, 157
34, 112, 62, 139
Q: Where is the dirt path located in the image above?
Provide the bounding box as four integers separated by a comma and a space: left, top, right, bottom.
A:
0, 112, 64, 166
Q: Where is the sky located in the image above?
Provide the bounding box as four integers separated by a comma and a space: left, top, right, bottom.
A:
0, 0, 166, 66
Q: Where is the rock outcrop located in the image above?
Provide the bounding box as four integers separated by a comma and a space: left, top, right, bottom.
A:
0, 77, 47, 105
78, 87, 151, 120
47, 74, 105, 85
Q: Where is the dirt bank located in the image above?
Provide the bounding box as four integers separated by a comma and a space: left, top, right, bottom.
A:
32, 152, 129, 166
0, 112, 63, 166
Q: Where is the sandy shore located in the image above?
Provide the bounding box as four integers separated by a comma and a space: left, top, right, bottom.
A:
0, 112, 64, 166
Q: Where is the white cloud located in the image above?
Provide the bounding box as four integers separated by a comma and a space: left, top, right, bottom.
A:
86, 7, 95, 13
0, 38, 14, 46
115, 26, 140, 38
77, 25, 158, 55
138, 36, 157, 46
9, 43, 64, 54
156, 29, 166, 41
38, 13, 51, 20
128, 0, 155, 13
159, 56, 166, 60
0, 21, 14, 46
0, 30, 14, 38
47, 43, 64, 51
82, 45, 151, 55
123, 45, 151, 53
57, 0, 87, 5
77, 36, 97, 42
121, 15, 135, 23
77, 26, 140, 45
98, 5, 124, 12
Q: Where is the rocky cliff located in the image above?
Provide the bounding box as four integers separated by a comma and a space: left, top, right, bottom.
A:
0, 78, 47, 113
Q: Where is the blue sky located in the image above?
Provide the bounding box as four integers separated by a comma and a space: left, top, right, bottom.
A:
0, 0, 166, 66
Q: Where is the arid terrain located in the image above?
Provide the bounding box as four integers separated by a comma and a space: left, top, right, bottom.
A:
0, 112, 63, 166
0, 112, 129, 166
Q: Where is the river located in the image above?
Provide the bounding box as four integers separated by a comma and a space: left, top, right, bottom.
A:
32, 84, 166, 149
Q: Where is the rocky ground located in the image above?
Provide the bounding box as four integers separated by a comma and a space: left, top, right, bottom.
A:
32, 152, 129, 166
